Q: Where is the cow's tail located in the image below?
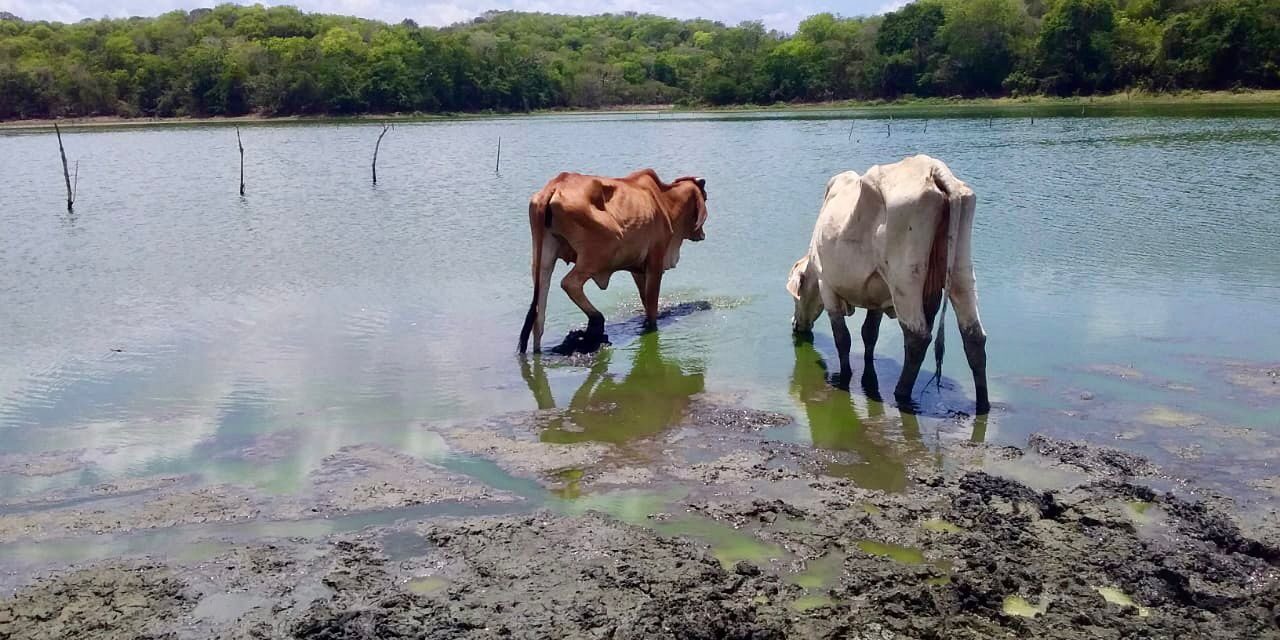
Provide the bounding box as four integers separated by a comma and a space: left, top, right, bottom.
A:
518, 189, 555, 354
925, 163, 964, 390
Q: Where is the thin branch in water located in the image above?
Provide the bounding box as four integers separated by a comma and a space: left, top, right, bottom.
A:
495, 136, 502, 174
236, 126, 245, 196
372, 123, 390, 185
72, 160, 79, 203
923, 119, 928, 133
54, 122, 74, 211
848, 122, 855, 140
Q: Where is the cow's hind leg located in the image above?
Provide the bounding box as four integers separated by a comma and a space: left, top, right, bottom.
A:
530, 235, 559, 353
828, 312, 853, 389
561, 265, 607, 349
894, 276, 943, 411
949, 288, 989, 414
861, 310, 883, 399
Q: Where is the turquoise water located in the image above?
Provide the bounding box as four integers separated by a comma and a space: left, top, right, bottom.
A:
2, 109, 1279, 502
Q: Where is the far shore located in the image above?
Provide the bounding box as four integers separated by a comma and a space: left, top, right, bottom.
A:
3, 89, 1279, 130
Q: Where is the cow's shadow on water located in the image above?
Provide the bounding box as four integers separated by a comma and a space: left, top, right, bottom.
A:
546, 300, 713, 355
790, 338, 989, 491
795, 332, 987, 421
521, 330, 705, 445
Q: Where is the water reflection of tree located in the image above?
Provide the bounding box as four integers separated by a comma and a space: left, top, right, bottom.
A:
520, 332, 705, 445
789, 341, 933, 492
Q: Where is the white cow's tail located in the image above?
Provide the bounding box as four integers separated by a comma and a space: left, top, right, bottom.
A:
927, 163, 965, 391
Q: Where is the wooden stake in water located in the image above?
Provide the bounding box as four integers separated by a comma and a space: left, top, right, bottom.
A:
848, 122, 855, 140
54, 123, 74, 211
886, 121, 891, 137
495, 136, 502, 174
923, 119, 928, 133
372, 123, 390, 185
236, 126, 245, 196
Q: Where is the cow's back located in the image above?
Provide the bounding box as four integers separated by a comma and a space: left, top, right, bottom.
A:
809, 171, 889, 310
538, 172, 668, 272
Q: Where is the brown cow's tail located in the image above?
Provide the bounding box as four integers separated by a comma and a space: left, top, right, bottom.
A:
518, 190, 555, 354
925, 162, 965, 390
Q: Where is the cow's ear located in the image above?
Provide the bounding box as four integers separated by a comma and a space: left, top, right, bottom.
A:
786, 256, 809, 300
695, 178, 706, 190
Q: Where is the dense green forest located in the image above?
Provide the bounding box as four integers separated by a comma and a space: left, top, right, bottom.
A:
0, 0, 1277, 119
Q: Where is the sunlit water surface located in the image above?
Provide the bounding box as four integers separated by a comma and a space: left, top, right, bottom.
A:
3, 107, 1279, 518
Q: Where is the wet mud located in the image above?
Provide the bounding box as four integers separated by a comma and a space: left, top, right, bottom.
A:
2, 399, 1279, 639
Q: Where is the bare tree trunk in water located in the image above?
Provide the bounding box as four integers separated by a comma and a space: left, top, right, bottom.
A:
495, 136, 501, 174
236, 126, 245, 196
54, 123, 74, 211
372, 123, 390, 185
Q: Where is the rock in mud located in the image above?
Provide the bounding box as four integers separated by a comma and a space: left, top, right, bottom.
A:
0, 449, 88, 477
436, 422, 610, 478
0, 484, 260, 543
0, 564, 188, 640
288, 444, 516, 516
1028, 433, 1160, 477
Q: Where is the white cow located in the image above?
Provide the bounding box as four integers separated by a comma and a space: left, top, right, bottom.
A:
786, 155, 989, 413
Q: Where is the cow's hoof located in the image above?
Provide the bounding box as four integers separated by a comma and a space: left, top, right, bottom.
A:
894, 392, 920, 415
551, 329, 610, 355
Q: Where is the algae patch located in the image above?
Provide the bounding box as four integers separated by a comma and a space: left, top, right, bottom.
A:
922, 518, 963, 534
405, 576, 449, 595
856, 540, 926, 564
787, 552, 845, 589
1002, 595, 1049, 618
791, 594, 836, 612
1094, 586, 1150, 617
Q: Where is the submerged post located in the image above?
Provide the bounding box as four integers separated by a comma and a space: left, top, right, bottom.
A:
923, 119, 928, 133
236, 126, 245, 196
886, 121, 891, 137
54, 123, 74, 211
495, 136, 502, 174
372, 123, 390, 185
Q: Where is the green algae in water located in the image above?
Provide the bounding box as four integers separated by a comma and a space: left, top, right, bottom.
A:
1094, 586, 1150, 617
856, 540, 926, 564
550, 467, 584, 499
1002, 595, 1049, 618
553, 489, 678, 524
922, 518, 964, 534
787, 552, 845, 589
656, 517, 781, 568
791, 594, 836, 612
554, 489, 780, 569
406, 576, 449, 595
1124, 500, 1162, 526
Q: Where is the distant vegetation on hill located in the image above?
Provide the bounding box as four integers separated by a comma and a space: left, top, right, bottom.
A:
1, 0, 1277, 119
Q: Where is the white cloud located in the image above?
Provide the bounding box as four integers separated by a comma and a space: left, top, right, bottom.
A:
0, 0, 898, 32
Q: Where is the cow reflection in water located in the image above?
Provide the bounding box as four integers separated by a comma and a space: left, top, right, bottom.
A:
791, 341, 937, 492
520, 332, 704, 445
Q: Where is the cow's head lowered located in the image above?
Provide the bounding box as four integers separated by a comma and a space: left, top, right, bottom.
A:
786, 254, 823, 334
670, 176, 708, 242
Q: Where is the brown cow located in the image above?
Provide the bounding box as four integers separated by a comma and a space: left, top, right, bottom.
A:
518, 169, 709, 354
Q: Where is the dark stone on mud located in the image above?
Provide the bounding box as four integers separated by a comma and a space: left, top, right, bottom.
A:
1028, 433, 1160, 478
680, 401, 793, 432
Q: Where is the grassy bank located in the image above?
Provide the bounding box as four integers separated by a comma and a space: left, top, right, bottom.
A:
4, 90, 1279, 131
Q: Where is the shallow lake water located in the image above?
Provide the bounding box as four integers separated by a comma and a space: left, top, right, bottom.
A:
2, 107, 1279, 514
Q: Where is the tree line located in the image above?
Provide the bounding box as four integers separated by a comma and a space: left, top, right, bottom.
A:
1, 0, 1277, 120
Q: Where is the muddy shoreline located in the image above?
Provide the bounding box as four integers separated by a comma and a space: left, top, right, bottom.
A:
1, 399, 1278, 639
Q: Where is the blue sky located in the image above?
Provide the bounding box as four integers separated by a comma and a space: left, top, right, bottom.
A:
0, 0, 908, 32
